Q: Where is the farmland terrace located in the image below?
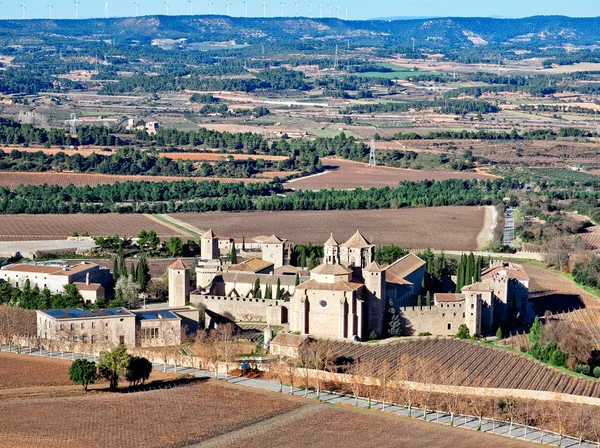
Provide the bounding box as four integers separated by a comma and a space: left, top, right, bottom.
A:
329, 338, 600, 399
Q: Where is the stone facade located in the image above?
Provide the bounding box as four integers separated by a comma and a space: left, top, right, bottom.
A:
168, 260, 190, 308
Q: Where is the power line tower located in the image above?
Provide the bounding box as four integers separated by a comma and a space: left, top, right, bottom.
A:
368, 139, 376, 167
69, 113, 77, 134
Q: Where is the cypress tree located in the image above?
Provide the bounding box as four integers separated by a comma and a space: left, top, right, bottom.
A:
130, 262, 136, 281
416, 295, 422, 307
253, 278, 261, 298
229, 246, 237, 264
466, 252, 475, 286
425, 291, 431, 307
455, 260, 464, 293
113, 256, 120, 281
242, 237, 246, 251
300, 252, 307, 269
295, 272, 300, 286
137, 254, 149, 292
275, 278, 281, 300
118, 248, 127, 278
265, 284, 272, 300
307, 258, 315, 272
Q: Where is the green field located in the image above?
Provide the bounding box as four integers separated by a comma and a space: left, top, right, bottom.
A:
310, 129, 363, 139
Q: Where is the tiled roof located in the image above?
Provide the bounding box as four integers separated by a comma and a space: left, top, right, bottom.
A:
297, 279, 363, 292
270, 333, 311, 347
262, 234, 287, 244
324, 233, 339, 246
462, 281, 495, 292
342, 230, 373, 248
310, 264, 352, 276
217, 272, 304, 287
364, 261, 384, 273
201, 229, 216, 240
274, 265, 302, 275
481, 263, 530, 282
73, 282, 103, 291
228, 258, 273, 273
1, 262, 99, 276
169, 259, 190, 270
40, 307, 133, 320
384, 254, 426, 284
435, 293, 465, 303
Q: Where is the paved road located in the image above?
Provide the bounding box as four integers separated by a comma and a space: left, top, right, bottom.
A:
504, 208, 516, 246
0, 343, 592, 448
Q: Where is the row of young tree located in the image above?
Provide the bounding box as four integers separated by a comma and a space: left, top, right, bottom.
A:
380, 127, 597, 141
455, 252, 485, 292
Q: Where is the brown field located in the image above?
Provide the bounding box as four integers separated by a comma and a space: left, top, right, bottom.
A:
0, 214, 183, 241
328, 338, 600, 398
0, 353, 534, 448
171, 206, 486, 250
159, 152, 287, 161
208, 403, 532, 448
0, 172, 265, 188
286, 158, 497, 191
0, 352, 72, 390
582, 226, 600, 250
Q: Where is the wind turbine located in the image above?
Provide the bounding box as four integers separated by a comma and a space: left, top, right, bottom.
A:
262, 0, 267, 17
164, 0, 169, 15
226, 0, 231, 15
189, 0, 193, 14
345, 5, 348, 20
242, 0, 248, 17
19, 0, 26, 19
279, 0, 284, 17
327, 3, 330, 17
46, 0, 55, 18
104, 1, 109, 18
208, 0, 213, 13
74, 0, 82, 19
308, 2, 312, 18
319, 3, 322, 18
294, 1, 298, 16
133, 0, 139, 16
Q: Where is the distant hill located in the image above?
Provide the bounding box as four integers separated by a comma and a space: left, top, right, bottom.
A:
0, 15, 599, 49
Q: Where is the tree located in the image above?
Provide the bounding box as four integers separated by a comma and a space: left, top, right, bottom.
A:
388, 302, 402, 337
242, 236, 246, 251
115, 275, 140, 309
69, 358, 98, 391
456, 324, 470, 339
295, 272, 300, 286
529, 316, 542, 347
275, 278, 282, 300
416, 295, 422, 307
118, 248, 127, 278
466, 252, 475, 286
455, 257, 464, 293
125, 356, 152, 386
167, 236, 184, 257
98, 345, 130, 390
229, 245, 237, 264
113, 256, 120, 281
265, 284, 272, 300
253, 278, 261, 298
496, 327, 503, 340
425, 291, 431, 307
136, 253, 150, 292
130, 262, 137, 281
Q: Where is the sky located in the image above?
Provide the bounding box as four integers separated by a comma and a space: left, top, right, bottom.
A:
2, 0, 600, 21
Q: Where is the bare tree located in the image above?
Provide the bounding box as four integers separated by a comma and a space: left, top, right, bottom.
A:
285, 357, 297, 395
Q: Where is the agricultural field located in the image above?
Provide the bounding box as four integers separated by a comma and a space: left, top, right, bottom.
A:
329, 338, 600, 398
171, 206, 487, 250
207, 403, 531, 448
286, 158, 496, 191
0, 172, 265, 188
0, 214, 183, 241
0, 352, 72, 390
581, 226, 600, 250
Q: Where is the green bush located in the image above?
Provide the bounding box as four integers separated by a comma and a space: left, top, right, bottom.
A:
455, 324, 470, 340
418, 332, 432, 337
593, 366, 600, 378
69, 358, 98, 391
575, 364, 591, 376
550, 348, 567, 367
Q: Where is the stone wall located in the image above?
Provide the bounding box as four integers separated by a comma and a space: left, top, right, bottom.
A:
399, 303, 467, 337
191, 294, 287, 324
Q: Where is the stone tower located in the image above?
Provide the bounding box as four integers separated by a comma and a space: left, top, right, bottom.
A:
363, 261, 386, 338
324, 233, 340, 265
200, 229, 219, 261
340, 231, 374, 269
463, 291, 482, 337
168, 259, 190, 308
261, 234, 286, 269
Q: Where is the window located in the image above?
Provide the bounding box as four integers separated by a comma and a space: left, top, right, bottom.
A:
447, 323, 452, 331
73, 336, 78, 342
59, 324, 64, 330
91, 335, 95, 343
143, 328, 159, 339
81, 323, 85, 329
70, 323, 74, 331
119, 335, 125, 345
81, 336, 87, 343
471, 303, 474, 309
319, 300, 328, 308
92, 322, 96, 329
442, 313, 445, 317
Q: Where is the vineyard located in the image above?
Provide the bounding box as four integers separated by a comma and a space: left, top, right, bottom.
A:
582, 226, 600, 250
0, 172, 264, 188
0, 214, 180, 241
328, 338, 600, 398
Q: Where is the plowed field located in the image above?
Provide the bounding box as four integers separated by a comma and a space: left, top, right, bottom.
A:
171, 206, 486, 250
0, 214, 181, 241
285, 158, 497, 191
